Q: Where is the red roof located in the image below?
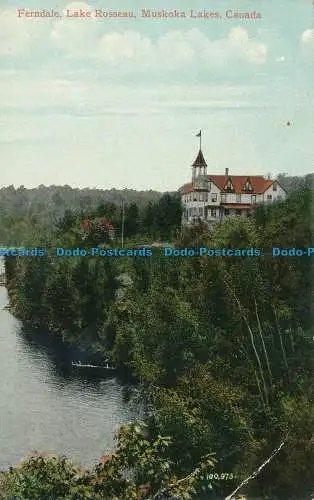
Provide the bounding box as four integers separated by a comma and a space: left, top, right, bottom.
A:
209, 175, 273, 193
99, 217, 114, 230
82, 219, 91, 230
182, 184, 195, 194
83, 217, 114, 231
181, 175, 274, 195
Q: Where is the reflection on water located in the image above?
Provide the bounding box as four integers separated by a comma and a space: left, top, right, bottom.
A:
0, 284, 139, 471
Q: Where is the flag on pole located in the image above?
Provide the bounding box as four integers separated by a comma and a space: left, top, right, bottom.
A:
196, 130, 201, 137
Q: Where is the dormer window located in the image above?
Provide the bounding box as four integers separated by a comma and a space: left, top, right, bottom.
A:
273, 183, 277, 191
225, 178, 234, 191
244, 180, 252, 191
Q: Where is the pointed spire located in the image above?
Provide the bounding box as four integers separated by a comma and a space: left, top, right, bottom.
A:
192, 149, 207, 167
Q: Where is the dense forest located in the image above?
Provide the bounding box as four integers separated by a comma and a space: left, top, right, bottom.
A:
1, 183, 314, 499
0, 185, 163, 246
0, 172, 313, 246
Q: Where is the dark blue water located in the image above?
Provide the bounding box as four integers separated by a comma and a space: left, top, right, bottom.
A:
0, 272, 139, 470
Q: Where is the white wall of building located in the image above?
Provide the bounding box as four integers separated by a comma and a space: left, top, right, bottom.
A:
181, 180, 286, 225
221, 193, 263, 204
263, 182, 286, 203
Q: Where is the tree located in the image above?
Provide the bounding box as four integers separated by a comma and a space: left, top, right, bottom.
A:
154, 193, 182, 239
124, 203, 139, 237
141, 201, 156, 236
0, 422, 216, 500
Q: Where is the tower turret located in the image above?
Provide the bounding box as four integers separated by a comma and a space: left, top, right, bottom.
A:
192, 130, 209, 190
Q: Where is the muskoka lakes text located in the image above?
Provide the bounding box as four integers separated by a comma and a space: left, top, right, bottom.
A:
140, 9, 262, 19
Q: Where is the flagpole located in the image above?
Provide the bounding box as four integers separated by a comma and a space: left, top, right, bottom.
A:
196, 129, 202, 150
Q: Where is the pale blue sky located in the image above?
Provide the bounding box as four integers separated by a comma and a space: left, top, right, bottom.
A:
1, 0, 313, 190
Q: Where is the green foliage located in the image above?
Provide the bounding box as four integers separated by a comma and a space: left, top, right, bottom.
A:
277, 172, 314, 193
0, 422, 215, 500
0, 185, 164, 245
3, 188, 314, 499
0, 187, 182, 246
0, 454, 94, 500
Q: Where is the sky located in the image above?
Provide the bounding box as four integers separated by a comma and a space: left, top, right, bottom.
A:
0, 0, 313, 191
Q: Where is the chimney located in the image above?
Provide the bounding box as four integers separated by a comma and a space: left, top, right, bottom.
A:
225, 168, 229, 176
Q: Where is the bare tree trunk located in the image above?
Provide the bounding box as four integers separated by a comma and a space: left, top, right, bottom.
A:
254, 296, 273, 390
223, 274, 269, 406
273, 306, 289, 371
239, 346, 266, 412
269, 321, 276, 350
288, 327, 295, 354
225, 440, 286, 500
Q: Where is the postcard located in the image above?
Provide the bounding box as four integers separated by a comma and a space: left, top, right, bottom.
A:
0, 1, 313, 499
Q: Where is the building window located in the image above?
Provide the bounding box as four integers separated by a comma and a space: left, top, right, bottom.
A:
211, 209, 217, 218
236, 194, 241, 203
221, 194, 226, 203
211, 194, 217, 202
199, 207, 203, 216
251, 195, 256, 204
188, 208, 191, 217
225, 208, 230, 216
267, 195, 272, 200
208, 181, 211, 192
277, 195, 282, 201
199, 192, 204, 201
192, 207, 197, 216
244, 181, 252, 191
204, 192, 208, 202
236, 209, 241, 216
273, 183, 277, 191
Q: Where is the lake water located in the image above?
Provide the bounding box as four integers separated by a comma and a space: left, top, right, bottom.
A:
0, 266, 139, 471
